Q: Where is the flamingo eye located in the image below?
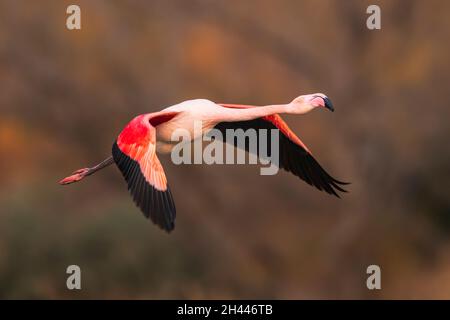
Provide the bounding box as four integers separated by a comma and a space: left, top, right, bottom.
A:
310, 96, 325, 107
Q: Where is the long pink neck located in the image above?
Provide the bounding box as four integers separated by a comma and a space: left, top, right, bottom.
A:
219, 104, 291, 122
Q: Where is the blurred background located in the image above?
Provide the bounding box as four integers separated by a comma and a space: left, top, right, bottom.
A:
0, 0, 449, 299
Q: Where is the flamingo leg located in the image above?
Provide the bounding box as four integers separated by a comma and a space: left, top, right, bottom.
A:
59, 156, 114, 185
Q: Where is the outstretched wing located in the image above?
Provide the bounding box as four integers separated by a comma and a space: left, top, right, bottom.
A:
112, 114, 176, 232
216, 104, 349, 197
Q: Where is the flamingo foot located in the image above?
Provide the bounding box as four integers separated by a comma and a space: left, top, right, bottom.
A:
59, 168, 90, 185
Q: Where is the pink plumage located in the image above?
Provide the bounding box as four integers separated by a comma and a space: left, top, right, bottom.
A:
60, 94, 348, 232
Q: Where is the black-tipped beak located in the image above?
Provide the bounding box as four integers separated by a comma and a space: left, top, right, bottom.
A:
323, 97, 334, 112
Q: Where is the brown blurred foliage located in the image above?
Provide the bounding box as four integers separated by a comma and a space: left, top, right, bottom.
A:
0, 0, 449, 299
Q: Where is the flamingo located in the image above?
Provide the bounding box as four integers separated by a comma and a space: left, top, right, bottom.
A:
59, 94, 348, 232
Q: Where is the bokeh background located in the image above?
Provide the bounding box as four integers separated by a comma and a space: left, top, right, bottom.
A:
0, 0, 449, 299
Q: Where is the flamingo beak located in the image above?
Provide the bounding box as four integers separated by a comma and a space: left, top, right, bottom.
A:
323, 97, 334, 112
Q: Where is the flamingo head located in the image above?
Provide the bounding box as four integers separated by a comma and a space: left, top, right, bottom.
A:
290, 93, 334, 114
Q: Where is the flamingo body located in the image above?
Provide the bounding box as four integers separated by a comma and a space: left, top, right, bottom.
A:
60, 94, 348, 232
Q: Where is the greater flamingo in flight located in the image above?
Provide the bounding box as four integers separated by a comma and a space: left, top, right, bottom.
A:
60, 94, 348, 232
